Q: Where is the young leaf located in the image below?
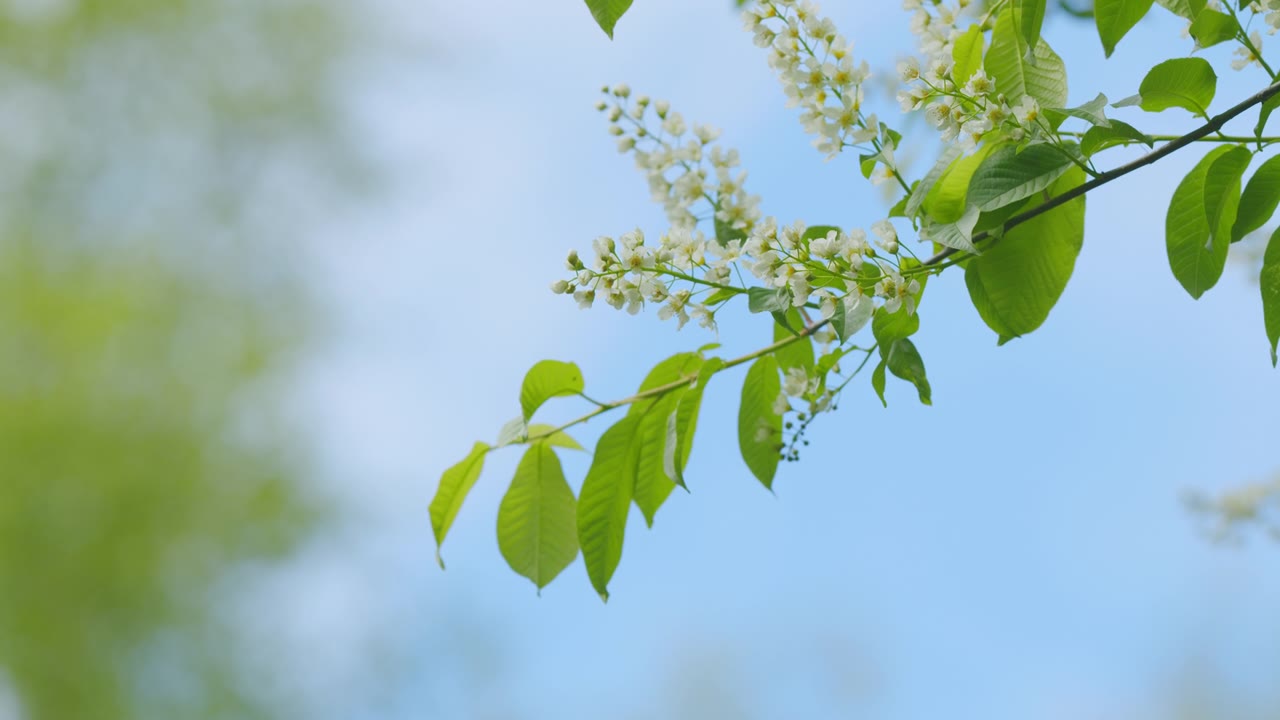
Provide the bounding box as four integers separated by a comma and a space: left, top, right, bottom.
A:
906, 145, 964, 219
1166, 146, 1250, 299
924, 142, 1005, 223
965, 167, 1087, 342
1094, 0, 1155, 57
952, 24, 985, 86
577, 415, 640, 601
831, 293, 875, 343
429, 442, 490, 568
497, 443, 579, 591
664, 358, 724, 488
584, 0, 634, 39
737, 356, 782, 489
966, 143, 1077, 213
1262, 228, 1280, 366
1188, 8, 1237, 48
985, 7, 1069, 109
520, 360, 584, 421
922, 204, 982, 253
1046, 93, 1112, 128
772, 308, 815, 374
1138, 58, 1216, 116
1232, 154, 1280, 242
1081, 119, 1154, 157
886, 339, 933, 406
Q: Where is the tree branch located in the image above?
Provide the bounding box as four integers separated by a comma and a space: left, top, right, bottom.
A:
922, 81, 1280, 267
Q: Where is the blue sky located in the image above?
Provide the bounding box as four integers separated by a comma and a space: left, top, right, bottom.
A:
292, 2, 1280, 718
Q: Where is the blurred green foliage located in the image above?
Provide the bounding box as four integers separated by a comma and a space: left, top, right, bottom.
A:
0, 0, 362, 717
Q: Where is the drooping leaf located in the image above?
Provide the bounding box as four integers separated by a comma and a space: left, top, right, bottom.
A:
1094, 0, 1155, 56
631, 388, 686, 527
497, 443, 579, 591
664, 357, 724, 488
965, 167, 1087, 342
577, 415, 640, 601
520, 360, 584, 421
429, 442, 490, 568
985, 7, 1069, 108
1166, 146, 1250, 299
772, 308, 815, 374
584, 0, 634, 39
952, 24, 985, 86
1233, 154, 1280, 242
737, 356, 782, 489
1080, 119, 1154, 156
1012, 0, 1047, 56
831, 293, 875, 343
886, 339, 932, 406
922, 204, 982, 253
966, 143, 1078, 213
1138, 57, 1216, 117
871, 359, 888, 408
1256, 93, 1280, 141
871, 305, 921, 349
1262, 228, 1280, 366
1188, 8, 1237, 48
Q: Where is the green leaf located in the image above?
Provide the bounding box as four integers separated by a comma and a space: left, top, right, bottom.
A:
715, 213, 748, 246
831, 293, 875, 343
520, 360, 584, 422
772, 308, 814, 374
1138, 58, 1216, 117
704, 287, 739, 305
526, 424, 585, 451
871, 305, 921, 349
1154, 0, 1206, 20
922, 204, 981, 253
965, 167, 1086, 341
737, 355, 782, 489
631, 388, 685, 527
576, 415, 639, 601
1257, 93, 1280, 140
952, 24, 985, 86
1262, 228, 1280, 366
802, 225, 843, 242
1234, 155, 1280, 242
967, 143, 1077, 213
627, 352, 703, 525
496, 416, 528, 447
1166, 146, 1250, 299
584, 0, 634, 39
907, 145, 963, 219
886, 339, 932, 406
1012, 0, 1047, 57
748, 286, 791, 314
429, 442, 489, 568
871, 359, 888, 408
664, 358, 724, 488
1094, 0, 1154, 57
1046, 93, 1112, 128
985, 7, 1069, 108
925, 142, 1006, 223
1188, 8, 1238, 48
1080, 119, 1154, 157
497, 443, 579, 591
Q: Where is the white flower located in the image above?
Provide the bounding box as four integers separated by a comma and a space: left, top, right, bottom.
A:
874, 270, 922, 315
1013, 96, 1040, 126
871, 219, 899, 254
550, 279, 569, 294
782, 367, 809, 397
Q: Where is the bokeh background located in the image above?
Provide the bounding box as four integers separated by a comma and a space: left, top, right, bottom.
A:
1, 1, 1277, 718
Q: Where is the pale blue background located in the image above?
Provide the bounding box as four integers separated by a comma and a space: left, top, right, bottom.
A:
290, 3, 1280, 718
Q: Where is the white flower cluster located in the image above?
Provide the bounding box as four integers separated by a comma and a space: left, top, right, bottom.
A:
597, 85, 761, 234
743, 0, 890, 166
1261, 0, 1280, 34
552, 215, 922, 331
898, 0, 1040, 147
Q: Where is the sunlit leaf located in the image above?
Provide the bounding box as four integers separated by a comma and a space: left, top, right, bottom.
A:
429, 442, 489, 568
497, 443, 579, 591
737, 356, 782, 489
520, 360, 584, 421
